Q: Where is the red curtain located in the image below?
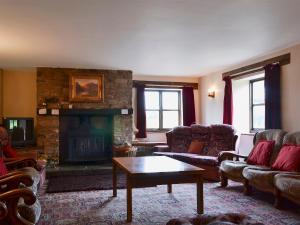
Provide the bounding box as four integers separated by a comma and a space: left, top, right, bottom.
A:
136, 85, 147, 138
264, 63, 281, 129
223, 76, 233, 125
182, 87, 196, 126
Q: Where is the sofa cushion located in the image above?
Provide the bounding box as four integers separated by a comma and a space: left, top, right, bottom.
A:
274, 174, 300, 199
190, 125, 211, 145
188, 140, 205, 154
170, 126, 192, 153
272, 145, 300, 172
220, 160, 249, 179
247, 141, 275, 166
242, 167, 280, 191
174, 153, 218, 166
154, 152, 218, 166
154, 152, 175, 157
282, 131, 300, 145
206, 124, 236, 157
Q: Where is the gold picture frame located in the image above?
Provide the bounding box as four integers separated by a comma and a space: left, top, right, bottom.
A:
69, 75, 103, 102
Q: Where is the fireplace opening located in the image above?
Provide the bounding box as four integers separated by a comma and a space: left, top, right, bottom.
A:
59, 111, 113, 165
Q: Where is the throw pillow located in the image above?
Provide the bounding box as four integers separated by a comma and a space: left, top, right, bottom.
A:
0, 158, 8, 176
188, 140, 205, 154
247, 140, 275, 166
272, 145, 300, 172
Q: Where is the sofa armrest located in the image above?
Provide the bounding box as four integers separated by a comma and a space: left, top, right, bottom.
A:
0, 173, 34, 192
0, 188, 36, 225
218, 151, 248, 163
153, 145, 170, 152
5, 158, 38, 171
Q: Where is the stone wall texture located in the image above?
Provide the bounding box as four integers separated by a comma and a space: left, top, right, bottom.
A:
36, 67, 133, 160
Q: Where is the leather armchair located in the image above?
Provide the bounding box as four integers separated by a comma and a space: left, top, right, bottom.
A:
3, 158, 44, 194
0, 172, 40, 225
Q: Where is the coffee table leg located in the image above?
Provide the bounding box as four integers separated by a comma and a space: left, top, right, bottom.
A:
197, 176, 204, 214
167, 183, 172, 193
113, 162, 117, 197
127, 174, 132, 222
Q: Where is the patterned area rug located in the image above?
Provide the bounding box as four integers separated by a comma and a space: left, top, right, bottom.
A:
38, 181, 300, 225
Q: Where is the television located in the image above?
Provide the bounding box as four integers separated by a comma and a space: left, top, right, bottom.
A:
3, 117, 35, 147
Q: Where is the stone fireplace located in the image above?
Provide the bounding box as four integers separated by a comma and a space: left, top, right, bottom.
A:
36, 68, 133, 164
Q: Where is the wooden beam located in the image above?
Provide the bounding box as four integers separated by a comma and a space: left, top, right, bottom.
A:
230, 68, 264, 80
132, 80, 198, 89
222, 53, 291, 79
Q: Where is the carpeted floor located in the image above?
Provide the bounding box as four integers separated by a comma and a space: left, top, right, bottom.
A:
37, 181, 300, 225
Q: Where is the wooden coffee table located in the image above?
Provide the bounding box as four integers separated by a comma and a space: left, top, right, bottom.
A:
112, 156, 205, 222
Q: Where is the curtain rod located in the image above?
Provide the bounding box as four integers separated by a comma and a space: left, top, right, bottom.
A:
132, 80, 198, 89
230, 68, 265, 80
222, 53, 290, 80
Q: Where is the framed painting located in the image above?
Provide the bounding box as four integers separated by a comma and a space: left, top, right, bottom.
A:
69, 75, 103, 102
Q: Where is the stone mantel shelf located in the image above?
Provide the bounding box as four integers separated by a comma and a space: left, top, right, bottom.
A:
37, 108, 133, 116
60, 108, 133, 116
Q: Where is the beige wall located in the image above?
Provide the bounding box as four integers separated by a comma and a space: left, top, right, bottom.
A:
199, 73, 224, 125
133, 75, 199, 142
2, 68, 37, 124
199, 43, 300, 132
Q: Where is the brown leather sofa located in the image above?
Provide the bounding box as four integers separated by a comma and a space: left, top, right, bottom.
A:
242, 131, 300, 207
154, 124, 237, 181
220, 130, 300, 208
219, 129, 286, 189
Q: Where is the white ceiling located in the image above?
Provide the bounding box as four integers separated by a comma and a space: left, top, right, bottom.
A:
1, 0, 300, 77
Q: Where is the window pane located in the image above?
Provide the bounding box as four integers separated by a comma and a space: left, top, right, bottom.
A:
162, 92, 179, 110
146, 111, 159, 129
253, 80, 265, 104
145, 91, 159, 110
163, 111, 179, 128
253, 105, 265, 129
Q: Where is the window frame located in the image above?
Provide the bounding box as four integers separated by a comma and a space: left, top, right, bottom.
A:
249, 77, 265, 132
145, 88, 182, 131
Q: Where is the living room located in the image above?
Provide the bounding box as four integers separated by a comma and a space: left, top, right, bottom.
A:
0, 1, 300, 225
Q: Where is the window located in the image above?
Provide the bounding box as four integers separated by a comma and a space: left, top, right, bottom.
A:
9, 120, 18, 129
144, 89, 181, 130
250, 78, 265, 131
